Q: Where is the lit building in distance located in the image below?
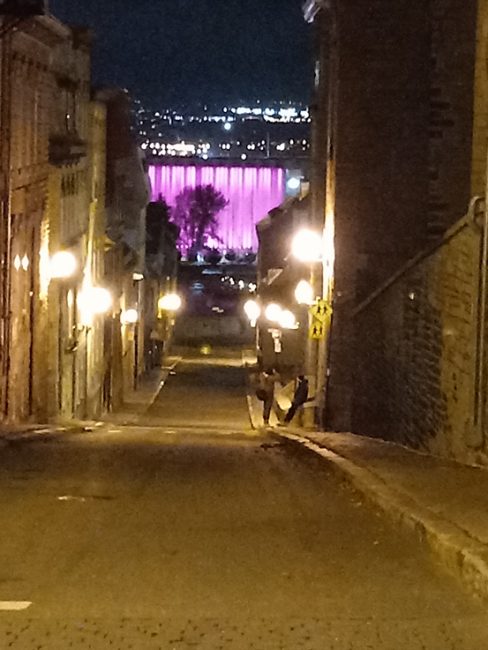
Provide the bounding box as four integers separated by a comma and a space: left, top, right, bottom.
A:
148, 162, 287, 253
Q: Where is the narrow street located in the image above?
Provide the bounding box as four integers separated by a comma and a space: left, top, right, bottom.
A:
0, 350, 487, 648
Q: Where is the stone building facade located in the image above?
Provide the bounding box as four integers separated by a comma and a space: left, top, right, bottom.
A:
306, 0, 488, 438
45, 25, 97, 420
0, 13, 143, 424
96, 87, 150, 410
0, 16, 66, 421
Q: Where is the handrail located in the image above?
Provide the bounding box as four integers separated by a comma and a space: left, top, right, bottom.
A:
353, 197, 485, 317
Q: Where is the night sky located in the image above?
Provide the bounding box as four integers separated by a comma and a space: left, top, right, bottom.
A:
49, 0, 312, 108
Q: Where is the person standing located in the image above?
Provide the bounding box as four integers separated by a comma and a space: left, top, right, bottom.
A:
284, 374, 309, 424
259, 367, 280, 426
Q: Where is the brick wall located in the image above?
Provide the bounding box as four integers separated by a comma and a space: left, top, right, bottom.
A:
353, 210, 484, 461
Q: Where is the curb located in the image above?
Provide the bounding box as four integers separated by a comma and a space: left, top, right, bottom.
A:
0, 424, 90, 445
0, 359, 184, 445
147, 356, 182, 408
246, 394, 256, 430
242, 349, 259, 431
279, 431, 488, 604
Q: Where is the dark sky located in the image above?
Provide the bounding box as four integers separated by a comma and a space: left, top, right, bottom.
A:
49, 0, 312, 107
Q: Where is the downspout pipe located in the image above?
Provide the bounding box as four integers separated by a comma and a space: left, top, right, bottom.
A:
471, 194, 487, 432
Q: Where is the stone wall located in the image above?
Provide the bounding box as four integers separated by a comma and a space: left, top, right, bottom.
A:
352, 210, 484, 462
320, 0, 482, 433
471, 0, 488, 196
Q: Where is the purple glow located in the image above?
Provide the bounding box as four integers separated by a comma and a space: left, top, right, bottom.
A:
148, 163, 285, 251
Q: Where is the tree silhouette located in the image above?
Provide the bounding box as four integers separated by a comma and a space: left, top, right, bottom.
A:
145, 198, 179, 277
172, 184, 228, 257
146, 198, 171, 256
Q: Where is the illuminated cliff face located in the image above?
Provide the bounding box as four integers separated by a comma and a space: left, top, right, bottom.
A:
148, 164, 285, 252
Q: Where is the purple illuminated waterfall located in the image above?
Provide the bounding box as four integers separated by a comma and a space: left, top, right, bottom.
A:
148, 163, 285, 252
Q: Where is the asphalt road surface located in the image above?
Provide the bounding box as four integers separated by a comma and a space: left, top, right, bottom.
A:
0, 349, 487, 648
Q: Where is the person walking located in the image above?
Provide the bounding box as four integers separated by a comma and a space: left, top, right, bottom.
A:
258, 367, 280, 426
284, 374, 309, 424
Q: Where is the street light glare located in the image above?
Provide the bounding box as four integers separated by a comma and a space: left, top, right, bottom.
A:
244, 299, 261, 323
85, 287, 113, 314
295, 279, 314, 305
121, 308, 139, 324
49, 251, 77, 279
78, 286, 113, 327
287, 177, 301, 191
278, 309, 298, 330
291, 229, 323, 263
223, 122, 232, 131
158, 293, 182, 312
265, 303, 282, 323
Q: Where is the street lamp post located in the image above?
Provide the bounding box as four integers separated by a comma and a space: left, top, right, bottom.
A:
291, 227, 333, 429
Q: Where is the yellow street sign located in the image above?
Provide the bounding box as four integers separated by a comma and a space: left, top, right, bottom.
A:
309, 321, 326, 340
309, 299, 331, 323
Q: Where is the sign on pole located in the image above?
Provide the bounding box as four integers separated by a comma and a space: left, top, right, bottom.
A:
308, 298, 332, 340
309, 321, 326, 340
309, 298, 330, 323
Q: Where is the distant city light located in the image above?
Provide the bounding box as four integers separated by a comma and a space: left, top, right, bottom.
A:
223, 122, 232, 131
287, 177, 301, 191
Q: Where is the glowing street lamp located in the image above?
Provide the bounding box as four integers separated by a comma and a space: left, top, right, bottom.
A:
83, 287, 112, 314
77, 286, 112, 327
264, 302, 282, 323
121, 308, 139, 325
49, 251, 77, 279
243, 299, 261, 326
278, 309, 298, 330
295, 279, 314, 305
287, 176, 301, 191
158, 293, 182, 312
291, 229, 323, 263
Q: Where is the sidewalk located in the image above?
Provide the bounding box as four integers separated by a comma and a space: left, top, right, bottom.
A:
245, 375, 488, 602
0, 421, 92, 446
0, 357, 182, 444
101, 356, 181, 425
277, 427, 488, 604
